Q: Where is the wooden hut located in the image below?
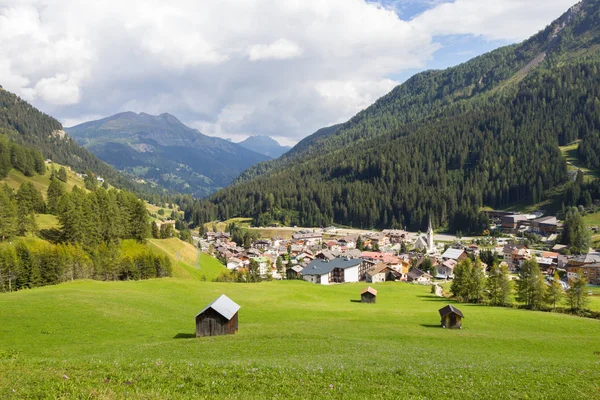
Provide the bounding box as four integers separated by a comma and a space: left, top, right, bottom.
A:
195, 294, 240, 337
360, 286, 378, 303
439, 305, 464, 329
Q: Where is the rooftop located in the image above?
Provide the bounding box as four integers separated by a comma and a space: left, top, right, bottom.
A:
439, 304, 464, 318
302, 257, 362, 277
441, 248, 465, 260
196, 294, 240, 321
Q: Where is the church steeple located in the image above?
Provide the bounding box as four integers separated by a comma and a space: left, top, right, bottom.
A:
426, 217, 434, 253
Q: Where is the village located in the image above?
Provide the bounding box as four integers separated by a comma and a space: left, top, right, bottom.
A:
197, 210, 600, 287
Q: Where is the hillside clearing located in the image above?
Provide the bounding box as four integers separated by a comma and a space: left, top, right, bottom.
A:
559, 140, 600, 182
0, 280, 598, 398
148, 238, 225, 281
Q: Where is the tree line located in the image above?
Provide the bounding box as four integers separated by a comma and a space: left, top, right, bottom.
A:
450, 257, 590, 314
0, 166, 173, 291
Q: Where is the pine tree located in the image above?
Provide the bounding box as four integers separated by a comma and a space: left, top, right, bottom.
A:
517, 258, 546, 310
57, 167, 68, 183
566, 270, 589, 312
560, 207, 591, 255
151, 221, 160, 239
451, 258, 471, 302
486, 262, 511, 306
0, 184, 17, 241
468, 258, 486, 303
47, 177, 65, 215
545, 272, 564, 312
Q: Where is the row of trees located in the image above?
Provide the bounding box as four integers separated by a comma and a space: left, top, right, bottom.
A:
450, 258, 589, 313
0, 240, 172, 292
0, 133, 45, 178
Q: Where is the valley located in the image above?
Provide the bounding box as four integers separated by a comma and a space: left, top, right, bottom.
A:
2, 0, 600, 398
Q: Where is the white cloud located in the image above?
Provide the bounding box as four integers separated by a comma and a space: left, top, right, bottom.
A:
413, 0, 578, 41
0, 0, 581, 143
247, 39, 303, 61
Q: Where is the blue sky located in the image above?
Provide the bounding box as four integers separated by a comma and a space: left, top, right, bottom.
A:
0, 0, 578, 145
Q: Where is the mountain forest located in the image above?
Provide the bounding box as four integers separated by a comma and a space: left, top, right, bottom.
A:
179, 0, 600, 233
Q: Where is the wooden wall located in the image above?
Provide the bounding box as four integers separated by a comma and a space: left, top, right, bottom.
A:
196, 308, 239, 337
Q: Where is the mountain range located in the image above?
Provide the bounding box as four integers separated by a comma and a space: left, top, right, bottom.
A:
237, 136, 291, 159
185, 0, 600, 232
66, 112, 270, 197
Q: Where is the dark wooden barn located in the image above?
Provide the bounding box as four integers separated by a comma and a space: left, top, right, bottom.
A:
439, 305, 464, 329
361, 286, 378, 303
196, 294, 240, 337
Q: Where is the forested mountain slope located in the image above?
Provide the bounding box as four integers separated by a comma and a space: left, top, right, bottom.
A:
184, 0, 600, 232
66, 112, 269, 197
0, 87, 164, 197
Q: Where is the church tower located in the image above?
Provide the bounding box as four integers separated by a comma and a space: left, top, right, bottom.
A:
426, 218, 434, 253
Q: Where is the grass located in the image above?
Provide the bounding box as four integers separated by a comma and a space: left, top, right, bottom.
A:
0, 280, 599, 399
559, 140, 600, 182
34, 214, 60, 230
3, 164, 86, 197
148, 238, 225, 281
583, 210, 600, 227
204, 218, 252, 233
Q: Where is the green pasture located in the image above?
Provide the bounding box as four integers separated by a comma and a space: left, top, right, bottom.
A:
0, 280, 598, 399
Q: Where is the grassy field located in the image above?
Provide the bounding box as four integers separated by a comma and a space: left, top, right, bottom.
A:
583, 211, 600, 227
559, 140, 600, 182
34, 214, 60, 230
0, 279, 599, 399
148, 238, 225, 281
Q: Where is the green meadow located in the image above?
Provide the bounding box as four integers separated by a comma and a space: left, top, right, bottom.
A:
1, 279, 599, 399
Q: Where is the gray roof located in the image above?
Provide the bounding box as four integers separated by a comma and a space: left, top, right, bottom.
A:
442, 248, 465, 260
302, 257, 362, 276
572, 252, 600, 264
196, 294, 240, 320
439, 305, 464, 318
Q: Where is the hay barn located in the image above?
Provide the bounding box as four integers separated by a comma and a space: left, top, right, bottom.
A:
361, 286, 378, 303
196, 294, 240, 337
439, 305, 464, 329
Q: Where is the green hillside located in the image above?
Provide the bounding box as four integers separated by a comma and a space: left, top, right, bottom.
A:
0, 87, 168, 201
148, 238, 225, 281
0, 280, 598, 398
188, 0, 600, 233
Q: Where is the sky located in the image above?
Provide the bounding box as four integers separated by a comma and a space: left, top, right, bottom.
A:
0, 0, 580, 146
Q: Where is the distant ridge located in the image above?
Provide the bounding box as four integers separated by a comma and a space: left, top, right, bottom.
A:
238, 135, 291, 158
66, 112, 270, 197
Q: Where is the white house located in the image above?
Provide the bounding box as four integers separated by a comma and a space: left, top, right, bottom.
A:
301, 258, 362, 285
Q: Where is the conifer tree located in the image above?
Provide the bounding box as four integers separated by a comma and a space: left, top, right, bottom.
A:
566, 270, 589, 312
545, 272, 564, 312
47, 177, 65, 215
517, 258, 546, 310
0, 184, 17, 241
57, 166, 68, 183
486, 262, 511, 306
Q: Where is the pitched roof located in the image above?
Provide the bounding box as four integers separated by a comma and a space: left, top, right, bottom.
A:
438, 304, 464, 318
360, 286, 378, 296
441, 259, 457, 270
366, 262, 389, 277
441, 248, 466, 260
196, 294, 240, 320
407, 268, 425, 279
301, 257, 362, 276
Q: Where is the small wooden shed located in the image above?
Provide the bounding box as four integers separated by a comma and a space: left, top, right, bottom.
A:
439, 305, 464, 329
196, 294, 240, 337
360, 286, 378, 303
